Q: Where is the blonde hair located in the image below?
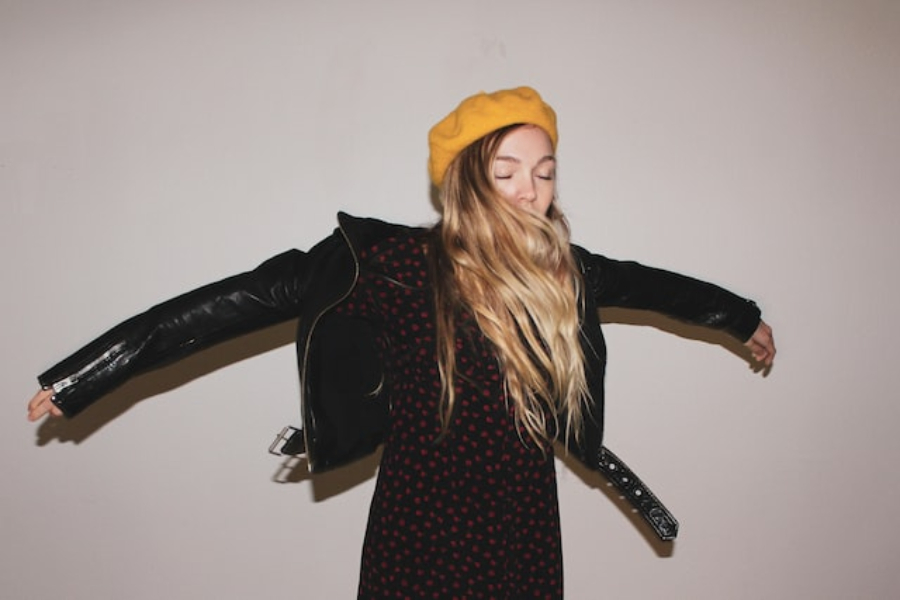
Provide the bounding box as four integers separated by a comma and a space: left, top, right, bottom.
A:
429, 124, 590, 448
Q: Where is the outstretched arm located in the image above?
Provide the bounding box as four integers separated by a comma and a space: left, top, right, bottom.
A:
578, 248, 775, 364
26, 247, 314, 422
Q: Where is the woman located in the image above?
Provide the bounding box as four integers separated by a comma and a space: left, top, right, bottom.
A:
28, 86, 775, 598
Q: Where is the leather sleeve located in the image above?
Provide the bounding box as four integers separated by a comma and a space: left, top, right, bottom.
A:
578, 249, 761, 342
38, 247, 315, 417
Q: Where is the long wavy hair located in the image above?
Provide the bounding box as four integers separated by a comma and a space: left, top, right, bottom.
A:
429, 124, 590, 448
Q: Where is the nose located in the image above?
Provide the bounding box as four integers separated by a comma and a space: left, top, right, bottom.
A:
518, 176, 537, 204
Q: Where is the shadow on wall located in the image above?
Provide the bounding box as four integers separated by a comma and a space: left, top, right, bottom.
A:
601, 307, 765, 373
271, 449, 382, 502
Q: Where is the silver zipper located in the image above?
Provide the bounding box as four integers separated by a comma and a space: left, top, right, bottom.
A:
51, 344, 123, 394
298, 221, 361, 472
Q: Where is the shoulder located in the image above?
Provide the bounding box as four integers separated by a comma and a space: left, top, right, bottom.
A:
337, 212, 428, 251
570, 243, 591, 266
570, 243, 605, 285
304, 212, 428, 269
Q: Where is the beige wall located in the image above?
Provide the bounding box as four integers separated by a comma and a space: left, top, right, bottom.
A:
3, 1, 899, 598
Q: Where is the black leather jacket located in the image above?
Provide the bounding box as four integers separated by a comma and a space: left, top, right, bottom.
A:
39, 212, 760, 539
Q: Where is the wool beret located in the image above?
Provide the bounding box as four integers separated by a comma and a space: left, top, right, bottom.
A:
427, 86, 558, 187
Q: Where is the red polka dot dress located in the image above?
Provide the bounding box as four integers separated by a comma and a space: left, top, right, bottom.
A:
335, 235, 563, 599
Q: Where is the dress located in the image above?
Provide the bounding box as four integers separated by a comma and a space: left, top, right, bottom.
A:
334, 234, 563, 599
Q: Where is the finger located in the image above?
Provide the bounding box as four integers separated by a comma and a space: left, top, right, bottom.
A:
28, 399, 50, 422
762, 325, 775, 349
759, 331, 776, 365
747, 340, 773, 367
27, 388, 52, 412
27, 390, 58, 422
747, 339, 764, 356
757, 345, 774, 366
746, 321, 775, 366
28, 402, 48, 422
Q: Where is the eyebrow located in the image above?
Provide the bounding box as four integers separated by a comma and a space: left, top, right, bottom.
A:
494, 155, 556, 165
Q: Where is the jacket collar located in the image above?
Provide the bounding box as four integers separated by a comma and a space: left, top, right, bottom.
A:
337, 212, 428, 255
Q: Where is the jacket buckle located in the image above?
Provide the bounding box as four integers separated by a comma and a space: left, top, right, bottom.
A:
268, 425, 306, 457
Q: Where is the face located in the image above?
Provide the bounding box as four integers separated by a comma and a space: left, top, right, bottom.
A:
492, 125, 556, 216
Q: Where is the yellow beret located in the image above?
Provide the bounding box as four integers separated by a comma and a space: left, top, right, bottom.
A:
427, 86, 558, 187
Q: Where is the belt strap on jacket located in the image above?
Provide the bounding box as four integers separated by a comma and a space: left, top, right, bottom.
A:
595, 446, 678, 541
269, 426, 678, 541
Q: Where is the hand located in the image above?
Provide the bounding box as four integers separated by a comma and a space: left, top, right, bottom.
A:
744, 320, 775, 367
27, 388, 63, 422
